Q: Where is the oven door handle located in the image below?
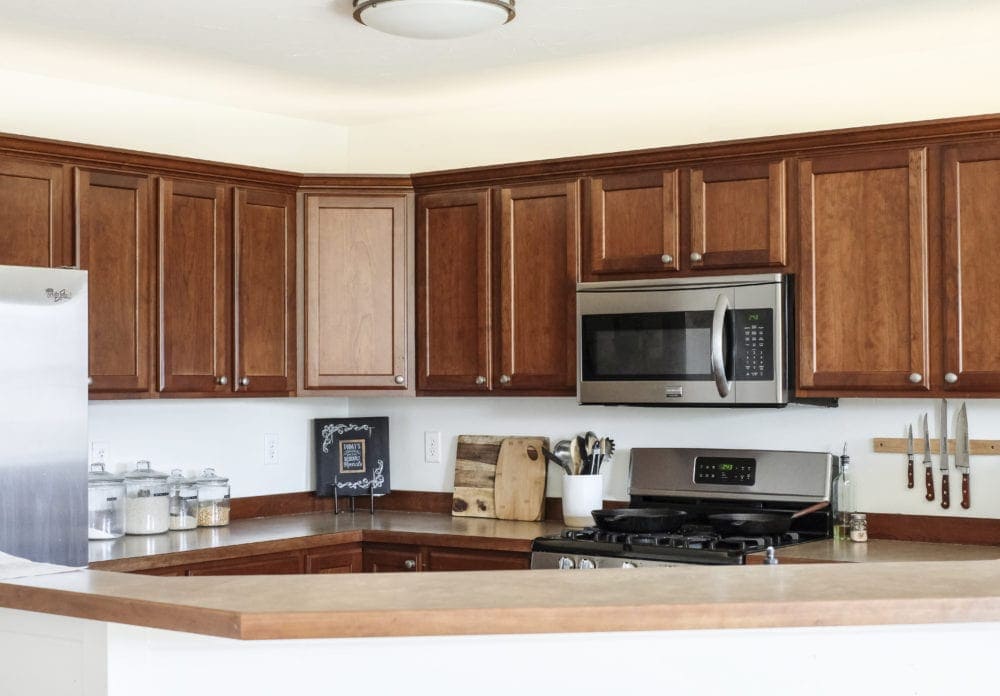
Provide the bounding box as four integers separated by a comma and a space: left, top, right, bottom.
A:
711, 293, 734, 398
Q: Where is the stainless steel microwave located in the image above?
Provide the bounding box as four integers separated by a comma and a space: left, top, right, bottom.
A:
577, 273, 790, 406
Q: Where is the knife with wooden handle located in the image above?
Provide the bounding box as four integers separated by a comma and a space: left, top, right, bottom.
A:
906, 424, 915, 489
956, 402, 971, 510
940, 399, 950, 510
922, 413, 934, 501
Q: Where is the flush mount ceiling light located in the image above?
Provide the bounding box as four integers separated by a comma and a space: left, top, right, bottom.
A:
352, 0, 516, 40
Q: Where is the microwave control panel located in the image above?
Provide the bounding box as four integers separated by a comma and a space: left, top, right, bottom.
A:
735, 308, 774, 380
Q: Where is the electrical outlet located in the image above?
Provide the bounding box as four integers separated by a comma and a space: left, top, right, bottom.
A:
424, 431, 442, 463
264, 433, 279, 466
90, 441, 109, 465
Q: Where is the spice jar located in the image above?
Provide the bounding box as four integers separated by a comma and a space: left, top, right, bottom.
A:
123, 460, 170, 535
87, 463, 125, 540
849, 512, 868, 543
196, 468, 231, 527
167, 469, 199, 531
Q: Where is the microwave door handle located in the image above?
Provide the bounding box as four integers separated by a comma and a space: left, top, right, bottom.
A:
711, 293, 734, 398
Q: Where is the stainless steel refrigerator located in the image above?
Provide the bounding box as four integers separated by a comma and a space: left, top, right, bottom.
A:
0, 265, 88, 567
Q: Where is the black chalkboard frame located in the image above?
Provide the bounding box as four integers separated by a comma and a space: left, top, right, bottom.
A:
314, 417, 391, 498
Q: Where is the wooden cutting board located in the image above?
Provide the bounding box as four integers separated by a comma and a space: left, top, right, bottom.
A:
493, 437, 548, 522
452, 435, 504, 518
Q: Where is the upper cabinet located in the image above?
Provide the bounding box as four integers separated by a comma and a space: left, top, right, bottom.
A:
75, 169, 153, 394
796, 148, 930, 394
0, 156, 69, 268
416, 182, 579, 395
303, 192, 411, 391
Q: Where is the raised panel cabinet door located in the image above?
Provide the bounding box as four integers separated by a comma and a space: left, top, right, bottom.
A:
585, 171, 679, 276
424, 547, 530, 571
0, 156, 69, 267
416, 190, 492, 392
75, 169, 153, 393
497, 181, 580, 392
362, 544, 422, 573
235, 187, 295, 393
689, 160, 787, 269
158, 178, 232, 394
304, 544, 364, 574
942, 141, 1000, 391
305, 194, 408, 389
185, 551, 304, 576
797, 148, 930, 393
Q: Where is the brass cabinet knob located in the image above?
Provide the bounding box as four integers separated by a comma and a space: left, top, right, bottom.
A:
216, 376, 229, 386
499, 374, 511, 385
690, 252, 703, 262
660, 254, 673, 264
944, 372, 958, 384
475, 375, 486, 385
908, 373, 922, 384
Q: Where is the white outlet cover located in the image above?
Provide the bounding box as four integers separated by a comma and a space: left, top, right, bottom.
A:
90, 441, 109, 464
264, 433, 279, 466
424, 431, 442, 463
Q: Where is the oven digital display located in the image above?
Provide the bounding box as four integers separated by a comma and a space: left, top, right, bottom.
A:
694, 457, 756, 485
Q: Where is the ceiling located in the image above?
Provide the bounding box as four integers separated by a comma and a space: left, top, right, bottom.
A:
0, 0, 968, 124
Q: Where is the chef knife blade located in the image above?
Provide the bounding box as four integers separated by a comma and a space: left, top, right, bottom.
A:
906, 424, 915, 489
922, 413, 934, 501
940, 399, 950, 510
956, 402, 971, 509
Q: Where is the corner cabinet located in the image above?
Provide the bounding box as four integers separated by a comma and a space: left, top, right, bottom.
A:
416, 182, 579, 395
301, 192, 412, 392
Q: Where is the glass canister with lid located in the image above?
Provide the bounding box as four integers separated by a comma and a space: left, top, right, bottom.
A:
167, 469, 199, 531
87, 462, 125, 540
196, 468, 231, 527
123, 460, 170, 535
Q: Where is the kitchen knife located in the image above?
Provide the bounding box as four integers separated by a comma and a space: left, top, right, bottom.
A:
922, 413, 934, 501
906, 424, 915, 489
956, 402, 971, 509
940, 399, 950, 510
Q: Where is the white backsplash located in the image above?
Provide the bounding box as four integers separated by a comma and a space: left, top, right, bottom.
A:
89, 396, 1000, 518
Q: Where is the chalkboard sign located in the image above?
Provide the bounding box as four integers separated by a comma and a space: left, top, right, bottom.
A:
314, 417, 390, 497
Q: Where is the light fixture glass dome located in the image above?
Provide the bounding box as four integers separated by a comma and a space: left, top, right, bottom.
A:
353, 0, 516, 40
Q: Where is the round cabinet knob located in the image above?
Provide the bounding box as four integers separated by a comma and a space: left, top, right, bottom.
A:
557, 556, 575, 570
403, 559, 416, 570
578, 558, 596, 570
944, 372, 958, 384
393, 375, 405, 385
908, 373, 923, 384
216, 376, 229, 386
690, 252, 703, 262
499, 374, 511, 385
475, 375, 486, 386
660, 254, 673, 264
87, 376, 93, 386
239, 376, 250, 387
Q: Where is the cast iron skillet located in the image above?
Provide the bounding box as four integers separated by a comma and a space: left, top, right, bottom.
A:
708, 501, 829, 536
591, 507, 688, 534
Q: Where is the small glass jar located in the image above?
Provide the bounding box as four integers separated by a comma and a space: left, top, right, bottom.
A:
167, 469, 199, 531
849, 512, 868, 543
123, 460, 170, 535
87, 463, 125, 540
196, 468, 231, 527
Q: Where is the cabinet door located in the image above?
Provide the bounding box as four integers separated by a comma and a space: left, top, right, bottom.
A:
235, 188, 295, 393
416, 190, 492, 392
158, 179, 232, 394
305, 544, 364, 574
585, 171, 679, 276
304, 194, 408, 389
75, 169, 153, 393
185, 551, 304, 576
797, 149, 930, 393
942, 142, 1000, 391
0, 157, 69, 267
689, 160, 787, 269
425, 547, 529, 571
363, 544, 422, 573
497, 181, 580, 393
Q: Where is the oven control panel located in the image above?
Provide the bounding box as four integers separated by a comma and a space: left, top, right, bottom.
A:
735, 308, 774, 381
694, 456, 756, 485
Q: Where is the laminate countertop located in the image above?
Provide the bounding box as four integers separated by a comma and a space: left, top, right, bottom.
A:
750, 538, 1000, 564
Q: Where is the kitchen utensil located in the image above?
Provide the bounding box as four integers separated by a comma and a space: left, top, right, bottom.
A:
571, 436, 584, 475
541, 446, 573, 476
940, 399, 950, 509
707, 501, 830, 536
553, 439, 572, 463
956, 402, 971, 509
494, 437, 548, 522
586, 431, 598, 457
591, 507, 688, 534
906, 423, 915, 489
922, 413, 934, 501
452, 435, 504, 518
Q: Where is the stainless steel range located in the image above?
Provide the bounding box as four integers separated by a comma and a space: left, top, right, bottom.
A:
531, 448, 837, 569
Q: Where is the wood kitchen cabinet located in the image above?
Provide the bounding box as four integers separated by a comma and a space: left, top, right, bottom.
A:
75, 169, 154, 394
424, 546, 529, 571
303, 193, 410, 391
304, 544, 364, 574
416, 182, 579, 395
796, 148, 931, 394
185, 551, 305, 576
363, 543, 422, 572
0, 156, 70, 268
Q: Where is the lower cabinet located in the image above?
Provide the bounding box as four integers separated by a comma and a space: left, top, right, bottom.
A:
425, 547, 530, 572
363, 544, 422, 572
185, 551, 304, 576
305, 544, 364, 574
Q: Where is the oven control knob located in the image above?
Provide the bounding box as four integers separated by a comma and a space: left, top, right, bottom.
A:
557, 556, 575, 570
578, 558, 596, 570
621, 561, 637, 569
